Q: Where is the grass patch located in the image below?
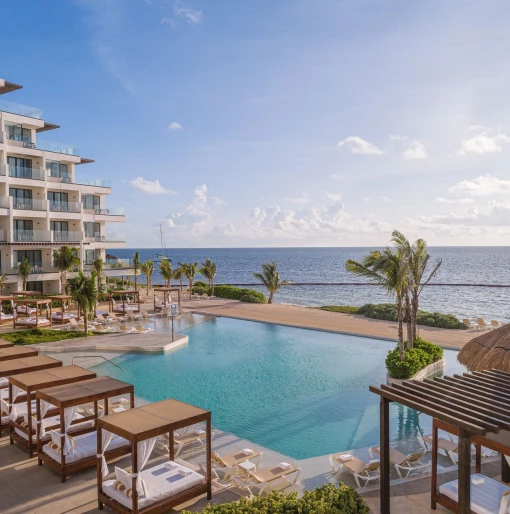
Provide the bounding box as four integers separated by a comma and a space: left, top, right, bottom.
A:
2, 328, 93, 346
319, 305, 361, 314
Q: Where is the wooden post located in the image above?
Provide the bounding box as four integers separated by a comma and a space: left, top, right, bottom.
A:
502, 454, 510, 483
132, 441, 138, 514
36, 397, 42, 466
27, 388, 33, 457
380, 397, 390, 514
97, 424, 103, 510
431, 421, 438, 510
170, 430, 175, 461
206, 415, 212, 500
475, 442, 482, 473
60, 406, 66, 483
8, 382, 13, 444
457, 429, 471, 514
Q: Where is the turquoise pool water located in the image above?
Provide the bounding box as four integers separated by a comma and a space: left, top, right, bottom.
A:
93, 316, 466, 460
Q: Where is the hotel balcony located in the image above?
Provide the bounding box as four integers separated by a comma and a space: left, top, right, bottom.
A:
0, 229, 7, 242
84, 232, 125, 245
94, 207, 125, 216
52, 230, 83, 243
6, 164, 45, 181
37, 140, 80, 156
0, 197, 10, 210
0, 99, 43, 119
49, 201, 82, 213
12, 198, 47, 211
13, 230, 51, 242
75, 178, 112, 188
105, 258, 133, 269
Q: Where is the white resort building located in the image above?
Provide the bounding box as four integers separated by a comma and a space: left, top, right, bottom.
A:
0, 78, 131, 294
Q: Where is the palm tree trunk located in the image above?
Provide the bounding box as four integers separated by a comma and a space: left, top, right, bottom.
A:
211, 280, 215, 296
396, 294, 404, 361
189, 278, 193, 299
411, 291, 419, 344
84, 308, 88, 335
405, 291, 413, 349
268, 290, 274, 304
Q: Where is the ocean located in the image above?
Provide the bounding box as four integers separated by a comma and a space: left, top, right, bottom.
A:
109, 247, 510, 322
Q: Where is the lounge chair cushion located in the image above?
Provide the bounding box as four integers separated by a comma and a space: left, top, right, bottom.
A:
439, 474, 510, 514
103, 461, 205, 510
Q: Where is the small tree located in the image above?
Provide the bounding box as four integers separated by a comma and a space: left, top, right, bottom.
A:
133, 252, 141, 291
93, 257, 104, 295
159, 259, 173, 288
53, 246, 80, 294
253, 262, 290, 304
17, 259, 32, 291
0, 272, 7, 295
140, 260, 155, 293
199, 258, 217, 295
172, 266, 184, 290
178, 261, 198, 299
68, 271, 97, 335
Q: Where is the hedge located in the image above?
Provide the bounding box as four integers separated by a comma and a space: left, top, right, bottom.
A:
320, 306, 360, 314
214, 285, 267, 303
183, 484, 369, 514
240, 294, 265, 304
386, 338, 444, 379
3, 328, 95, 346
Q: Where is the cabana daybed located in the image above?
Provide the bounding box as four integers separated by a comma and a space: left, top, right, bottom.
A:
11, 291, 43, 315
49, 295, 76, 324
37, 376, 134, 483
0, 345, 38, 362
0, 296, 17, 324
109, 291, 141, 315
153, 288, 181, 312
13, 299, 52, 328
97, 398, 212, 513
8, 365, 97, 456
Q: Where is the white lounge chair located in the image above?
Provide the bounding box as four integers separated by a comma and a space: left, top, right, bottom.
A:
157, 429, 213, 457
198, 449, 262, 481
463, 319, 480, 330
476, 318, 491, 330
329, 452, 380, 488
491, 320, 501, 329
119, 325, 136, 334
370, 446, 430, 478
135, 326, 154, 334
92, 325, 113, 334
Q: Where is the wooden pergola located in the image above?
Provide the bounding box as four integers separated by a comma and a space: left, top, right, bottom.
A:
370, 369, 510, 514
97, 398, 212, 513
37, 376, 134, 483
153, 288, 181, 311
48, 295, 74, 324
13, 299, 52, 328
12, 291, 43, 297
108, 291, 141, 314
0, 345, 38, 362
8, 365, 96, 456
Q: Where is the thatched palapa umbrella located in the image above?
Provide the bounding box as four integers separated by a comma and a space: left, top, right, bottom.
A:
458, 324, 510, 372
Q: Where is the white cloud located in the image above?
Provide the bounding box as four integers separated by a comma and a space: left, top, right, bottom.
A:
420, 201, 510, 227
324, 191, 342, 201
211, 196, 225, 206
284, 193, 311, 204
337, 136, 383, 155
330, 173, 344, 180
402, 139, 428, 160
459, 128, 510, 155
173, 1, 203, 24
448, 175, 510, 197
131, 176, 176, 195
167, 121, 182, 131
379, 196, 392, 203
436, 197, 474, 204
362, 196, 371, 202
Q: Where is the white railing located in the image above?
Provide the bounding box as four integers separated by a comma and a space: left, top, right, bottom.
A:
49, 201, 82, 213
76, 178, 112, 188
37, 140, 80, 156
13, 230, 51, 242
0, 197, 10, 209
91, 233, 125, 242
0, 99, 43, 119
12, 199, 47, 211
95, 207, 125, 216
52, 231, 83, 242
8, 164, 45, 181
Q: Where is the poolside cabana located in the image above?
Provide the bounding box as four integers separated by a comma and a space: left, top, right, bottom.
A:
12, 290, 43, 298
370, 369, 510, 514
153, 288, 181, 312
0, 345, 38, 362
109, 291, 141, 315
37, 376, 134, 482
97, 398, 212, 513
8, 365, 97, 456
49, 295, 76, 324
13, 299, 52, 328
0, 296, 17, 324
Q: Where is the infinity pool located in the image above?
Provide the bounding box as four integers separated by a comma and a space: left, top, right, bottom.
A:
93, 315, 465, 459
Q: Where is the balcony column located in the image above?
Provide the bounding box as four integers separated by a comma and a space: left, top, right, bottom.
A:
8, 196, 13, 243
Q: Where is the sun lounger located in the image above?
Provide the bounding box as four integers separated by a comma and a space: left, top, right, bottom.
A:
476, 318, 491, 330
135, 326, 154, 334
120, 325, 136, 334
231, 462, 301, 497
463, 319, 480, 330
370, 446, 430, 478
418, 434, 460, 465
439, 473, 510, 514
491, 320, 501, 329
199, 449, 262, 480
92, 325, 113, 334
329, 452, 380, 488
157, 429, 214, 457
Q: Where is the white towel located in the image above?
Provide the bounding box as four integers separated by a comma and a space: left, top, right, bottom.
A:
278, 462, 291, 470
196, 429, 205, 435
164, 462, 177, 471
339, 454, 353, 462
472, 476, 485, 485
242, 448, 254, 455
178, 469, 192, 477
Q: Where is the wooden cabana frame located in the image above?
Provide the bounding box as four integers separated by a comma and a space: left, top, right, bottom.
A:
48, 295, 74, 324
12, 291, 43, 298
0, 296, 18, 324
109, 291, 141, 315
8, 365, 96, 456
13, 299, 52, 328
370, 369, 510, 514
153, 288, 181, 312
0, 345, 38, 362
97, 398, 212, 514
37, 376, 135, 483
0, 341, 14, 349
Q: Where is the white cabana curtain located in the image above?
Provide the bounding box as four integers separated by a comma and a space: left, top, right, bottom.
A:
98, 430, 115, 476
9, 385, 22, 421
36, 400, 52, 436
60, 405, 78, 455
136, 437, 158, 473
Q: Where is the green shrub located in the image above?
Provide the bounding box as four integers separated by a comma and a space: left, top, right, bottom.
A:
320, 305, 360, 314
194, 280, 209, 289
240, 294, 265, 304
386, 338, 444, 379
184, 484, 369, 514
214, 285, 267, 303
192, 286, 209, 295
3, 329, 97, 346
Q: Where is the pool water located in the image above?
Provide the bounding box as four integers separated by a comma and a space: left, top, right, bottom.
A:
93, 316, 466, 460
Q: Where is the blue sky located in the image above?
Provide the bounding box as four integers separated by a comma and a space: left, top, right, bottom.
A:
3, 0, 510, 247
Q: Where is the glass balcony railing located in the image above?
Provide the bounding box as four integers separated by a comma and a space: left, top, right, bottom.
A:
75, 178, 112, 188
94, 207, 125, 216
105, 258, 133, 269
0, 197, 10, 209
0, 229, 6, 242
8, 164, 45, 180
37, 140, 80, 156
52, 230, 83, 242
12, 199, 47, 211
0, 99, 43, 119
89, 233, 125, 243
15, 262, 43, 273
49, 201, 81, 213
14, 230, 51, 242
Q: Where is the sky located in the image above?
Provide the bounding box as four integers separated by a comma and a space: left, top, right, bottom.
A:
2, 0, 510, 248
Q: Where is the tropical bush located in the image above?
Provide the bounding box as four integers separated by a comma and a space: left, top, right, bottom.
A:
320, 305, 361, 314
183, 484, 369, 514
214, 285, 267, 303
194, 280, 209, 289
3, 329, 95, 346
240, 294, 265, 304
386, 337, 444, 379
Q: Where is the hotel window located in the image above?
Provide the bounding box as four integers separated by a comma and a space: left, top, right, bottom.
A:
14, 250, 42, 267
46, 161, 69, 179
85, 249, 100, 265
5, 122, 31, 143
9, 187, 32, 208
82, 194, 100, 211
50, 221, 69, 233
84, 222, 100, 238
14, 219, 33, 232
26, 281, 43, 293
7, 157, 32, 177
48, 191, 69, 208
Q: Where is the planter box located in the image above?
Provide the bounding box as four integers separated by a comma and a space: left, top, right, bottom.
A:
386, 357, 446, 385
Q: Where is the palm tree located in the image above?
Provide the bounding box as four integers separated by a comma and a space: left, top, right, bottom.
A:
172, 266, 184, 290
0, 272, 7, 295
133, 252, 141, 291
68, 271, 97, 335
178, 262, 198, 299
53, 246, 80, 294
93, 257, 104, 295
140, 260, 155, 293
199, 258, 217, 295
17, 259, 32, 291
392, 231, 442, 347
253, 262, 290, 304
346, 248, 409, 360
159, 259, 173, 288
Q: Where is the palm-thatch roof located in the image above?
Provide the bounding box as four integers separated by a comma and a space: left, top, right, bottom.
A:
458, 324, 510, 372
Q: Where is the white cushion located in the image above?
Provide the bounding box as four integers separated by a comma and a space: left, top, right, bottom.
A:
116, 467, 146, 498
50, 430, 62, 449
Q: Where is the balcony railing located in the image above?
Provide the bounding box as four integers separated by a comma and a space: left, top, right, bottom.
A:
89, 233, 125, 243
105, 258, 133, 269
52, 230, 83, 242
0, 229, 6, 242
49, 201, 81, 213
13, 230, 51, 242
0, 197, 10, 209
95, 207, 125, 216
37, 140, 80, 156
0, 99, 43, 119
12, 199, 47, 211
15, 263, 43, 274
75, 178, 112, 188
8, 164, 45, 181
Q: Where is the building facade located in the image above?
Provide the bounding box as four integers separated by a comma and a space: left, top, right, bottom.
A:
0, 78, 130, 294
